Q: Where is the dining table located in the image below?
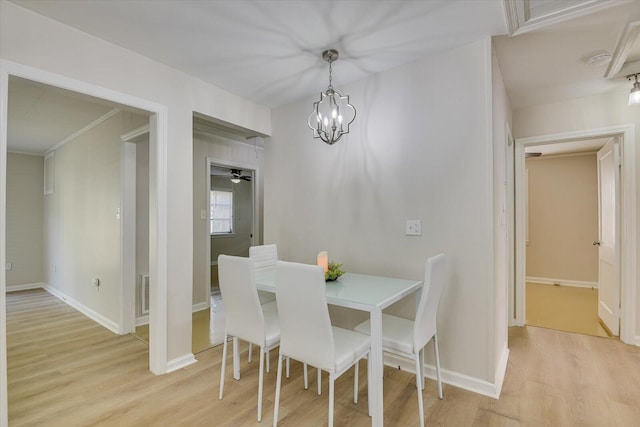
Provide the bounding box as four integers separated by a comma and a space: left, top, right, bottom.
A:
254, 270, 423, 427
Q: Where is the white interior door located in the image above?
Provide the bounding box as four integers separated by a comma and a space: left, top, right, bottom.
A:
596, 138, 619, 336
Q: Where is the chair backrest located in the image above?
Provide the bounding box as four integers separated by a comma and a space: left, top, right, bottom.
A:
413, 253, 446, 351
275, 261, 335, 370
249, 244, 278, 273
218, 254, 265, 345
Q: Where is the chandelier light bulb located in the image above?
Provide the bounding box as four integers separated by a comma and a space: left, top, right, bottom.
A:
628, 73, 640, 106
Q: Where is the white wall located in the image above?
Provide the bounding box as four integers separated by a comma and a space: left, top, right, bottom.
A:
43, 111, 146, 328
491, 45, 512, 390
513, 90, 640, 337
266, 39, 501, 387
0, 0, 271, 391
192, 133, 264, 308
6, 153, 44, 287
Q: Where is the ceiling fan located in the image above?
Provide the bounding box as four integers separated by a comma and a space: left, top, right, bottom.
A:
230, 169, 252, 183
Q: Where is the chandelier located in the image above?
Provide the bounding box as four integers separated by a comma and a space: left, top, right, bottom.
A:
308, 49, 356, 145
628, 73, 640, 106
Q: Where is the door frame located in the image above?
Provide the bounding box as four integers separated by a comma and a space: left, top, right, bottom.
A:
514, 125, 636, 344
205, 157, 259, 306
0, 59, 171, 383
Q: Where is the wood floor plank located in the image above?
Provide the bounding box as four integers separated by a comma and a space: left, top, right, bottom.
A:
7, 289, 640, 426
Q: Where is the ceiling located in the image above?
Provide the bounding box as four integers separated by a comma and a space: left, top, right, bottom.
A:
6, 0, 640, 155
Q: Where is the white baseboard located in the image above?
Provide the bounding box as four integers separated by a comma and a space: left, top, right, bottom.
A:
44, 285, 120, 334
166, 353, 197, 373
136, 314, 149, 327
136, 302, 208, 327
634, 335, 640, 347
384, 351, 505, 399
526, 276, 598, 289
6, 282, 45, 292
493, 346, 510, 398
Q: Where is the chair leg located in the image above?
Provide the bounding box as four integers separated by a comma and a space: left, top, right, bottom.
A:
233, 337, 240, 380
257, 347, 265, 422
419, 348, 425, 390
303, 362, 308, 389
434, 334, 443, 399
248, 342, 252, 363
317, 368, 322, 395
328, 373, 335, 427
273, 353, 284, 427
354, 360, 359, 404
415, 356, 425, 427
367, 355, 372, 417
286, 356, 290, 378
219, 334, 228, 400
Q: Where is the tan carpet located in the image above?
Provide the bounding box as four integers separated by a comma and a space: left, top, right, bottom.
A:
526, 282, 611, 338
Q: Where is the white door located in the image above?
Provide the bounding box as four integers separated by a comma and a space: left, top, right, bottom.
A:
596, 138, 619, 336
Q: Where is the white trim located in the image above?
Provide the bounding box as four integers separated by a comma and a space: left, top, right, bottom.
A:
384, 353, 504, 399
634, 335, 640, 347
526, 277, 598, 289
515, 125, 636, 344
120, 141, 137, 334
0, 60, 8, 427
6, 282, 45, 292
166, 353, 197, 373
136, 314, 149, 327
43, 152, 54, 195
605, 20, 640, 79
0, 59, 170, 384
121, 124, 150, 142
135, 301, 211, 326
44, 285, 120, 334
493, 346, 510, 398
504, 0, 618, 36
192, 302, 209, 313
45, 108, 121, 155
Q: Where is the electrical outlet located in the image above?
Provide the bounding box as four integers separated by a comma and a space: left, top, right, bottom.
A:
406, 219, 422, 236
5, 262, 12, 271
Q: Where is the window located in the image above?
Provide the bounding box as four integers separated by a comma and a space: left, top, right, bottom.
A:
210, 189, 233, 234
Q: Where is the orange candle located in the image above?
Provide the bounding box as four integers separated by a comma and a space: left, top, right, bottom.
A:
317, 251, 329, 273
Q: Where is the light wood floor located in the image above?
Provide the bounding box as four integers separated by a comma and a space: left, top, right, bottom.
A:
7, 289, 640, 426
526, 282, 610, 338
133, 291, 225, 354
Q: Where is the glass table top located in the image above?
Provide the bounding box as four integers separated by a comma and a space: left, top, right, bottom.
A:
255, 272, 422, 311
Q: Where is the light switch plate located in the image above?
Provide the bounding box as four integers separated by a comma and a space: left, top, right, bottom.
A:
406, 219, 422, 236
200, 210, 207, 220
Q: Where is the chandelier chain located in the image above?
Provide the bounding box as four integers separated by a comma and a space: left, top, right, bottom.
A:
328, 60, 333, 90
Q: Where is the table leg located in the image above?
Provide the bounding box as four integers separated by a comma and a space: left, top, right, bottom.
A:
370, 307, 383, 427
233, 337, 240, 380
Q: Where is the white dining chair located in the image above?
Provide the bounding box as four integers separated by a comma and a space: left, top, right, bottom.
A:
273, 261, 370, 427
217, 254, 280, 422
354, 253, 446, 427
248, 244, 285, 374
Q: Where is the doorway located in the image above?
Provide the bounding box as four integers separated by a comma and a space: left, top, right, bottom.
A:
514, 125, 637, 345
203, 161, 256, 351
0, 60, 170, 378
523, 139, 611, 337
